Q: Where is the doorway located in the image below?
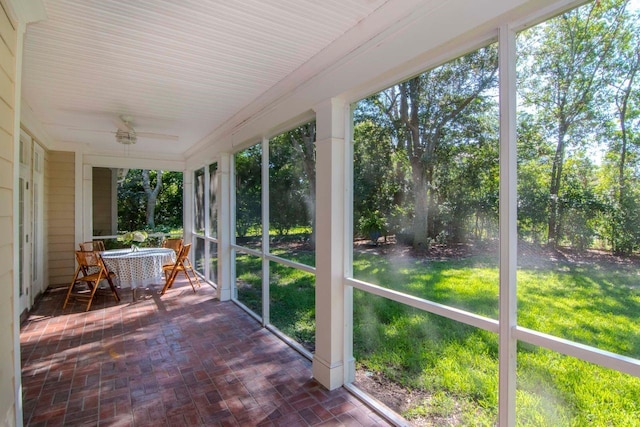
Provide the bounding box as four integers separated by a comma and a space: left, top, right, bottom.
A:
18, 131, 44, 314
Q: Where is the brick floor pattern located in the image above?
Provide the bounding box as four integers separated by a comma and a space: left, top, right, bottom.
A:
20, 280, 391, 426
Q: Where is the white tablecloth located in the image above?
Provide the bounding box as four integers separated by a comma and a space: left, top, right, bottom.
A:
101, 248, 176, 289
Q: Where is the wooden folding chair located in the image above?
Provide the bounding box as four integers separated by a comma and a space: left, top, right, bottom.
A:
79, 240, 106, 252
160, 243, 201, 295
63, 250, 120, 311
78, 240, 119, 283
162, 237, 183, 254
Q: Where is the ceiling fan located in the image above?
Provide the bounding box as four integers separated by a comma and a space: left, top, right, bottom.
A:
114, 114, 179, 145
115, 116, 137, 145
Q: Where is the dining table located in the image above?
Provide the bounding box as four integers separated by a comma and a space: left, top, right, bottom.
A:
101, 247, 176, 290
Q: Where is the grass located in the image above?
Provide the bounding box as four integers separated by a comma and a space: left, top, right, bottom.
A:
235, 249, 640, 426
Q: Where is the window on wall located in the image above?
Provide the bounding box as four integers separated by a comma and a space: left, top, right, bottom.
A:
209, 163, 218, 239
230, 122, 317, 352
208, 163, 219, 284
350, 42, 500, 424
193, 167, 206, 281
194, 167, 205, 235
268, 122, 316, 262
191, 163, 219, 284
235, 144, 262, 250
515, 1, 640, 424
346, 1, 640, 425
209, 241, 218, 285
199, 2, 638, 423
268, 121, 316, 352
234, 143, 263, 314
94, 168, 184, 247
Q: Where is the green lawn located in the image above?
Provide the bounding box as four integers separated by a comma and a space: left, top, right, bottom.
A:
236, 250, 640, 426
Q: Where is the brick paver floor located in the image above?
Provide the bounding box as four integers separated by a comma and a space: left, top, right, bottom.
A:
20, 278, 390, 426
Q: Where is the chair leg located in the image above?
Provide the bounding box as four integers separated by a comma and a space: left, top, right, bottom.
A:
106, 274, 120, 302
161, 268, 178, 295
183, 270, 197, 293
85, 282, 100, 312
183, 260, 202, 289
63, 268, 82, 310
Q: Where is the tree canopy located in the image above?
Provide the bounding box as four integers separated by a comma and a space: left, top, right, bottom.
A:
118, 169, 183, 233
350, 0, 640, 255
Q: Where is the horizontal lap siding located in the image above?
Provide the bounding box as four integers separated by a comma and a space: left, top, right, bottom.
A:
47, 151, 75, 287
0, 0, 16, 424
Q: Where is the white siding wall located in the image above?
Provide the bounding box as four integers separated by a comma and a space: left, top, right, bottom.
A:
47, 151, 75, 287
0, 0, 17, 424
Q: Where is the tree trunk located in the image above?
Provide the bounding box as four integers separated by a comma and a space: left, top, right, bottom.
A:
411, 160, 430, 249
142, 170, 163, 229
612, 49, 638, 253
293, 122, 317, 246
548, 125, 566, 246
616, 55, 637, 207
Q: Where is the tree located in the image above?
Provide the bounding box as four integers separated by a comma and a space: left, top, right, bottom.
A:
194, 168, 205, 234
235, 144, 262, 239
372, 45, 498, 248
606, 7, 640, 253
518, 0, 629, 245
353, 118, 407, 241
269, 131, 311, 237
117, 169, 183, 232
516, 115, 553, 243
290, 122, 317, 244
155, 171, 184, 229
142, 169, 162, 228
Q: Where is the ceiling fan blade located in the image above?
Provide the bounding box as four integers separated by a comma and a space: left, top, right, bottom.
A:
59, 123, 178, 141
136, 132, 179, 141
61, 126, 112, 134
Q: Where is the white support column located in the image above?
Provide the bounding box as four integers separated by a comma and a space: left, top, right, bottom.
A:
82, 164, 92, 242
261, 137, 270, 325
204, 164, 211, 281
343, 105, 355, 385
183, 168, 193, 247
313, 98, 348, 390
110, 168, 117, 235
218, 153, 232, 301
498, 24, 517, 427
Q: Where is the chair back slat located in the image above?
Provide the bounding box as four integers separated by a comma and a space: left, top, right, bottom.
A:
79, 240, 106, 252
76, 250, 103, 269
162, 238, 183, 254
179, 243, 192, 260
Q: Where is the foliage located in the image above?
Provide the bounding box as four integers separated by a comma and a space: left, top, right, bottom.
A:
237, 245, 640, 425
356, 251, 640, 425
353, 118, 410, 238
117, 230, 148, 245
216, 1, 640, 257
517, 0, 638, 248
269, 124, 315, 237
117, 169, 183, 232
269, 260, 316, 350
235, 144, 262, 239
235, 252, 262, 315
358, 210, 387, 243
374, 45, 499, 248
193, 167, 206, 234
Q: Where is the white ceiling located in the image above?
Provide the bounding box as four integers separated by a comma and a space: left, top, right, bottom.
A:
21, 0, 392, 157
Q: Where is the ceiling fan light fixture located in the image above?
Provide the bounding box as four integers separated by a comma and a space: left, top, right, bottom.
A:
115, 128, 137, 145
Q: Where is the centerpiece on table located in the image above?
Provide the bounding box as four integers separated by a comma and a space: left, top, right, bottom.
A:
118, 231, 148, 252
